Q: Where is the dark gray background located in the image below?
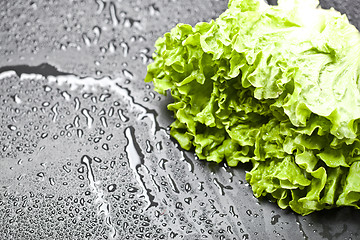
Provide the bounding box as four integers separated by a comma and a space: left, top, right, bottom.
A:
0, 0, 359, 239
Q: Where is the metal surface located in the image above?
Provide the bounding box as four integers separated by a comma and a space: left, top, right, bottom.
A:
0, 0, 359, 239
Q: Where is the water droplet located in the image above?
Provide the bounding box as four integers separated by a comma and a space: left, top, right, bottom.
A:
42, 101, 50, 107
123, 18, 131, 28
77, 129, 83, 138
155, 141, 162, 151
8, 125, 17, 131
106, 134, 113, 141
184, 197, 192, 205
108, 40, 116, 53
107, 184, 117, 192
198, 182, 204, 191
100, 116, 108, 128
148, 4, 160, 16
81, 108, 94, 128
246, 209, 252, 216
11, 94, 22, 104
99, 93, 111, 102
40, 132, 48, 139
50, 103, 59, 122
127, 187, 138, 193
74, 97, 81, 111
62, 165, 71, 173
73, 115, 80, 128
91, 96, 98, 104
139, 52, 150, 64
100, 46, 107, 54
122, 69, 133, 80
80, 155, 97, 188
118, 109, 129, 122
120, 41, 129, 57
109, 2, 120, 26
82, 33, 91, 47
129, 36, 136, 42
60, 43, 67, 51
107, 107, 114, 117
184, 183, 191, 193
93, 26, 101, 44
95, 70, 102, 76
158, 158, 168, 170
169, 231, 178, 239
61, 91, 71, 101
167, 174, 179, 194
229, 206, 238, 218
49, 177, 55, 186
149, 92, 155, 99
145, 140, 153, 153
271, 214, 280, 225
63, 124, 72, 131
37, 172, 45, 178
242, 234, 249, 240
138, 35, 146, 42
125, 126, 142, 167
102, 143, 109, 151
213, 178, 233, 196
95, 0, 105, 14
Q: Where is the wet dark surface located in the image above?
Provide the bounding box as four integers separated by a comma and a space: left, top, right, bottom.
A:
0, 0, 359, 239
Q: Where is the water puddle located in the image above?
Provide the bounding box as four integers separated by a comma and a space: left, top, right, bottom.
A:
124, 126, 158, 209
81, 155, 117, 239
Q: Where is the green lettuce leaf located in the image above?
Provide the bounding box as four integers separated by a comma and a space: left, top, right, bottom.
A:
145, 0, 360, 215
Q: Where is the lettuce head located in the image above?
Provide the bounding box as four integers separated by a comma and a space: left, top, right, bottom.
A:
145, 0, 360, 215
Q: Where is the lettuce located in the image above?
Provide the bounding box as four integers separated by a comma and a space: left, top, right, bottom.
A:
145, 0, 360, 215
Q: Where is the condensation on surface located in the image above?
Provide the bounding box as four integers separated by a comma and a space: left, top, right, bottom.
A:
1, 66, 359, 240
0, 0, 360, 239
0, 69, 257, 239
